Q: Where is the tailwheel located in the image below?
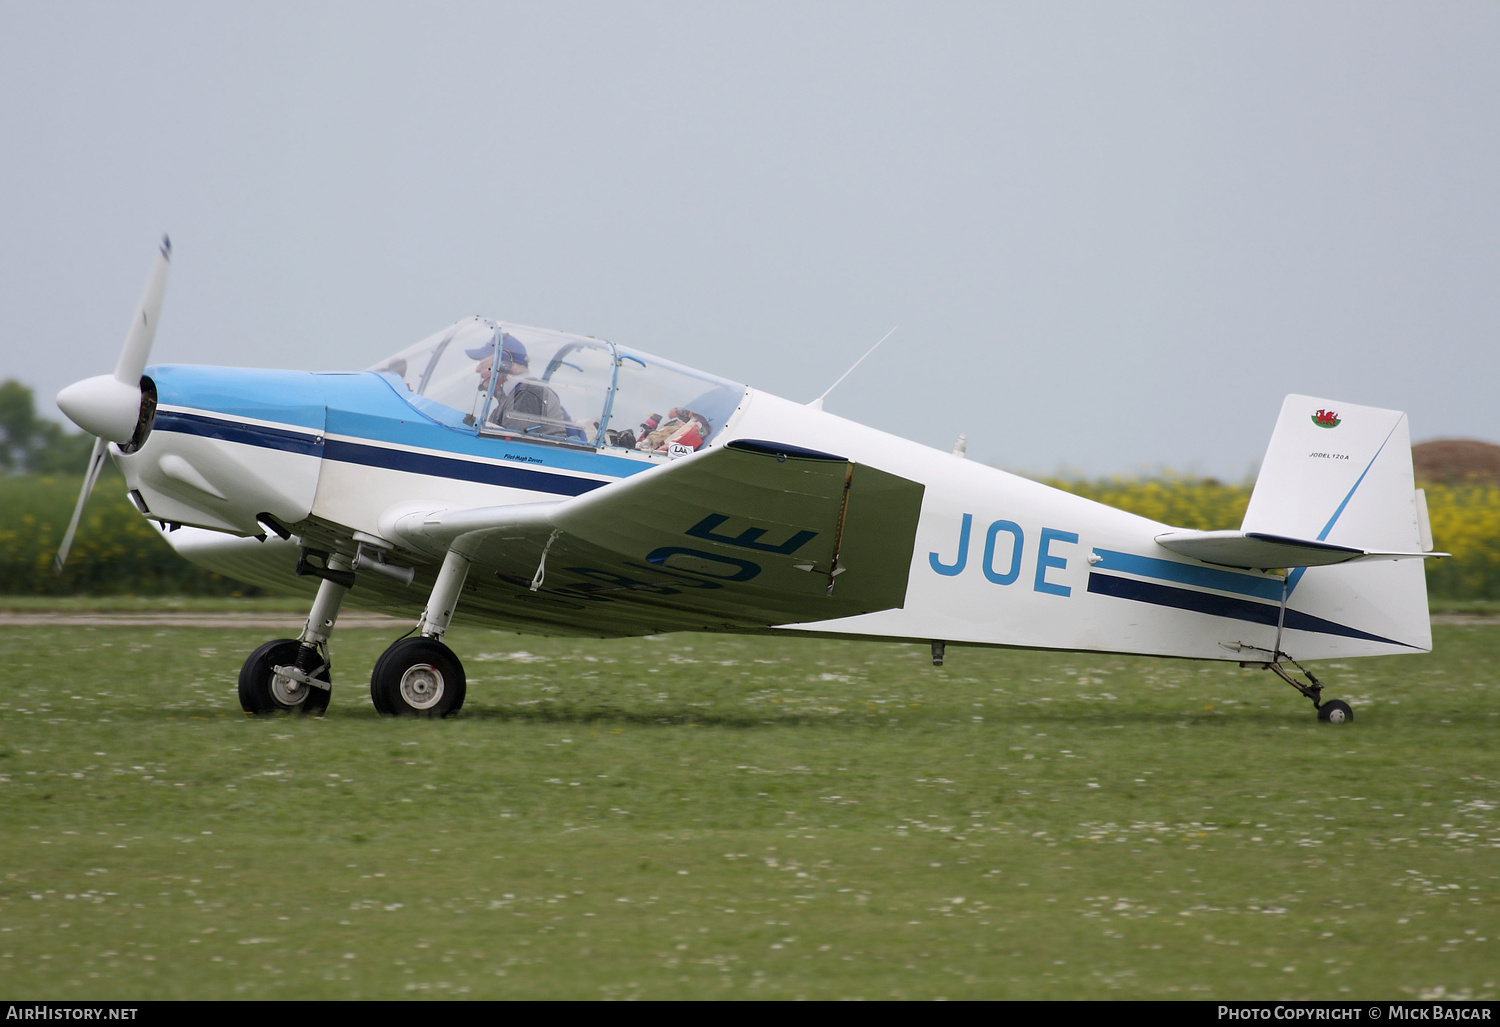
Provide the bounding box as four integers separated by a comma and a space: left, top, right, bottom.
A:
370, 637, 466, 718
1317, 699, 1354, 724
239, 639, 331, 715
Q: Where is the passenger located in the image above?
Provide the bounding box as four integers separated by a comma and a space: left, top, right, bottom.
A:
636, 408, 711, 453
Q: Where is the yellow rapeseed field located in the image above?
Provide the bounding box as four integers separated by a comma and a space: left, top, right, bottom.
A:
1421, 482, 1500, 599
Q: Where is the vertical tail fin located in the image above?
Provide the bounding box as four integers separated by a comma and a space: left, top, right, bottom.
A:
1243, 395, 1433, 658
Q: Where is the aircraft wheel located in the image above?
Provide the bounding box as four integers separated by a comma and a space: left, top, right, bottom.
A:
239, 639, 331, 716
370, 637, 466, 718
1317, 699, 1354, 724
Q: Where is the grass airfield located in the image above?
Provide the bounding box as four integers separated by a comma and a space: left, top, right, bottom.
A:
1, 608, 1496, 1000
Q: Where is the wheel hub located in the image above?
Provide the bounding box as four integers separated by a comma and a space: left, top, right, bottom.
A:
399, 664, 445, 710
269, 667, 309, 706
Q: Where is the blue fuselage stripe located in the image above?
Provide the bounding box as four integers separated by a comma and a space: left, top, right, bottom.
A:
1092, 548, 1285, 601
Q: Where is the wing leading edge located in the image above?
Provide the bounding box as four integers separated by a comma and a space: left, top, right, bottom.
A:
382, 439, 926, 636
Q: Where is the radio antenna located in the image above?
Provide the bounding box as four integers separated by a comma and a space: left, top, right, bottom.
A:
808, 324, 900, 410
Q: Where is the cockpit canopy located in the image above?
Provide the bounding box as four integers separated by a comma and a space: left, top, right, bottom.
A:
370, 318, 746, 455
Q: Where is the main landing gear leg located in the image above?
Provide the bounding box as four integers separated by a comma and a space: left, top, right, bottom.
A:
370, 548, 469, 718
238, 556, 351, 715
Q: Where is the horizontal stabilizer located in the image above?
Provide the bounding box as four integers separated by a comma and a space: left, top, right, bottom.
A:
1154, 529, 1442, 570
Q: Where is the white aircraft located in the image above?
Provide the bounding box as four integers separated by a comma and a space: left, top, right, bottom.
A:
56, 240, 1446, 722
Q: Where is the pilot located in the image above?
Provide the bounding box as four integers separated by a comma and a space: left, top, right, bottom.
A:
471, 332, 537, 419
467, 334, 568, 437
470, 332, 530, 405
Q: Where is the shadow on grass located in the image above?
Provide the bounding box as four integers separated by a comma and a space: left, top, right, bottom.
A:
410, 702, 1330, 729
222, 704, 862, 729
210, 698, 1372, 729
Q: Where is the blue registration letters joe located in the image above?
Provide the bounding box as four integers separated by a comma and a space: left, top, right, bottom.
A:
930, 515, 1076, 596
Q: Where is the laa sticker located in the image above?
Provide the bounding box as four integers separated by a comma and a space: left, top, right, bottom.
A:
1311, 408, 1341, 429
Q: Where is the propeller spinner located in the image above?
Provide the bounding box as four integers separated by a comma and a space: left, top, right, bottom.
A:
53, 236, 171, 571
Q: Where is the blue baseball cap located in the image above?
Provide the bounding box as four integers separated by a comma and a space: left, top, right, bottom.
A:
465, 332, 529, 370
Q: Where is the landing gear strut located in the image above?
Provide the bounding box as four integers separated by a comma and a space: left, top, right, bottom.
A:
369, 548, 470, 718
238, 553, 350, 715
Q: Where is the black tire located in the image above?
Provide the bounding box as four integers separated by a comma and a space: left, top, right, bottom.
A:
1317, 699, 1354, 724
370, 637, 466, 718
238, 639, 332, 715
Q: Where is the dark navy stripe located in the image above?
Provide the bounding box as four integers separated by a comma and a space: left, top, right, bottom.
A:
323, 439, 608, 496
156, 410, 323, 456
159, 408, 612, 498
1087, 572, 1414, 648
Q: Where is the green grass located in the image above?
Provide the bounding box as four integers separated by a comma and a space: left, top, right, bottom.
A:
1428, 599, 1500, 618
1, 617, 1495, 1000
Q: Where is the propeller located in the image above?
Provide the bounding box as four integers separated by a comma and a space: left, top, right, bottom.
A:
53, 236, 172, 572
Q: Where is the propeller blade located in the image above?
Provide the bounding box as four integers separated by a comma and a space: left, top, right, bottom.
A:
114, 235, 171, 386
56, 235, 172, 443
54, 437, 110, 573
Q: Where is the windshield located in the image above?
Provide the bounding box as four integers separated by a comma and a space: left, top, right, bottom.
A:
371, 320, 746, 455
602, 346, 745, 456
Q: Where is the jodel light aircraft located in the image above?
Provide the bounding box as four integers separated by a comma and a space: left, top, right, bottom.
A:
55, 239, 1445, 722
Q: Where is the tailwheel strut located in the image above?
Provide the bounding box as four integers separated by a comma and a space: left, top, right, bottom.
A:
1258, 579, 1352, 724
1264, 657, 1353, 724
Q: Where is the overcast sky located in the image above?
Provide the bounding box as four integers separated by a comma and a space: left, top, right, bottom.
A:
3, 1, 1496, 480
